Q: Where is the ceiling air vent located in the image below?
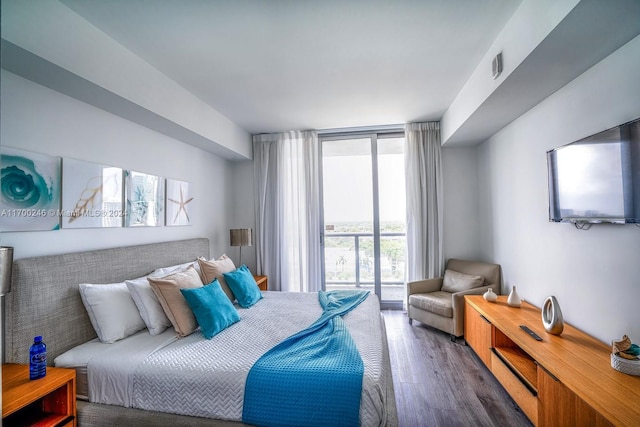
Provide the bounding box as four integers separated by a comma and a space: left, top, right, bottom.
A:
492, 52, 503, 80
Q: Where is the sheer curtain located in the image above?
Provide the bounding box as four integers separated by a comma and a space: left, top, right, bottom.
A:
253, 130, 322, 292
405, 122, 444, 283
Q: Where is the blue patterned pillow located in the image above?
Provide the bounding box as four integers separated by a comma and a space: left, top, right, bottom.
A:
180, 279, 240, 339
223, 265, 263, 308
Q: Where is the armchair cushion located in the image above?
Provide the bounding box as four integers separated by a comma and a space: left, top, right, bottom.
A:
441, 269, 484, 293
408, 291, 453, 318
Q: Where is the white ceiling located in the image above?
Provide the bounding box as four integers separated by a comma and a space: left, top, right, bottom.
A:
59, 0, 522, 135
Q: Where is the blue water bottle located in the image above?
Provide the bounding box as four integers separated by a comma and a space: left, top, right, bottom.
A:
29, 335, 47, 380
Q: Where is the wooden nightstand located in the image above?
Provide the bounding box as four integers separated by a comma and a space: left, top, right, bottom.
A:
253, 275, 268, 291
2, 364, 76, 426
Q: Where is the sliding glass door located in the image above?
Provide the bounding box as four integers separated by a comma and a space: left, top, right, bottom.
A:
320, 132, 405, 309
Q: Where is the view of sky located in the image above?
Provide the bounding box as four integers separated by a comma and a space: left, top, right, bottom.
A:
322, 138, 405, 226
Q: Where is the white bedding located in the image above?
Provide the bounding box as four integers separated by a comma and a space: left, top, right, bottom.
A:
54, 328, 177, 402
56, 291, 390, 426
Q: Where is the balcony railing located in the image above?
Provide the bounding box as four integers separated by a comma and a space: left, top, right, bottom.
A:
323, 231, 405, 291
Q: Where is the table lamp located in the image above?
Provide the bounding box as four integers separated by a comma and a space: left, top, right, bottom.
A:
230, 229, 252, 266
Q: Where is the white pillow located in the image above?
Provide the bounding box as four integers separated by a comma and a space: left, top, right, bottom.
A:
151, 260, 199, 277
126, 277, 172, 335
78, 281, 147, 343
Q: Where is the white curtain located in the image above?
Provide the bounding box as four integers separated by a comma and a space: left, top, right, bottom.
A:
405, 122, 444, 282
253, 130, 323, 292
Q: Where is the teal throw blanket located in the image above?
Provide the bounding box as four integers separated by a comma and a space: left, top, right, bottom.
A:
242, 290, 370, 427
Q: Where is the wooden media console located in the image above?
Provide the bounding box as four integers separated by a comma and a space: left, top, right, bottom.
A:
464, 295, 640, 426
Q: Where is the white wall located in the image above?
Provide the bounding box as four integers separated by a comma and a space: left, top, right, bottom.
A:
442, 147, 481, 261
477, 35, 640, 344
0, 70, 235, 260
228, 160, 258, 271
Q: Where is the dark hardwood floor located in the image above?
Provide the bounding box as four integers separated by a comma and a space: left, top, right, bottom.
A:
382, 310, 533, 427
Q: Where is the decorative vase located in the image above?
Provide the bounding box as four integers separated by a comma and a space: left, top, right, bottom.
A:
483, 288, 498, 302
542, 295, 564, 335
507, 286, 521, 307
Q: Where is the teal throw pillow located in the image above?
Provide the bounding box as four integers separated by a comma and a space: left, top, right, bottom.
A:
180, 279, 240, 339
223, 264, 263, 308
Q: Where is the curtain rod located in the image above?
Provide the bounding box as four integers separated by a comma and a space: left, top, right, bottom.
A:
316, 123, 405, 135
253, 121, 439, 138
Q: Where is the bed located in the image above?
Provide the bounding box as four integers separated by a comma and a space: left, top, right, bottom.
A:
4, 238, 398, 426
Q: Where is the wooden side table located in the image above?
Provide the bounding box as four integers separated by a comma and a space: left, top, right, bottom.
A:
253, 275, 268, 291
2, 363, 76, 426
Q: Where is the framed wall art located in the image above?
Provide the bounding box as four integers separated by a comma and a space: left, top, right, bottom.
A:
0, 147, 61, 232
124, 170, 164, 227
62, 158, 123, 228
166, 178, 193, 226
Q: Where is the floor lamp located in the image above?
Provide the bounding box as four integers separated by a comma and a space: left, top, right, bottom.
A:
230, 229, 253, 267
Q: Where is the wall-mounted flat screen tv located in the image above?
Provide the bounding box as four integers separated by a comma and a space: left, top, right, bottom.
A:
547, 117, 640, 224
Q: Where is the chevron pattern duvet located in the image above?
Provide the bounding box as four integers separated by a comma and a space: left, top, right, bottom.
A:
82, 291, 390, 425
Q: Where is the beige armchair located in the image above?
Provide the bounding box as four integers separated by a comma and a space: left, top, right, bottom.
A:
407, 259, 501, 340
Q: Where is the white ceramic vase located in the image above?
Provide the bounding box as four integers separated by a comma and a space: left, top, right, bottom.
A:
507, 286, 521, 307
542, 295, 564, 335
483, 288, 498, 302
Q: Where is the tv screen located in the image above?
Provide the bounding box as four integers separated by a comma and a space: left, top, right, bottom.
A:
547, 117, 640, 224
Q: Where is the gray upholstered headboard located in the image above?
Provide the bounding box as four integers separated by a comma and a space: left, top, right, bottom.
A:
4, 238, 210, 365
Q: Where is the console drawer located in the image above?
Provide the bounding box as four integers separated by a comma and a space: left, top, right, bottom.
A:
491, 351, 538, 425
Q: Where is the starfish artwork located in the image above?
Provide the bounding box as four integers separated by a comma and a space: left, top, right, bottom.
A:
167, 183, 193, 225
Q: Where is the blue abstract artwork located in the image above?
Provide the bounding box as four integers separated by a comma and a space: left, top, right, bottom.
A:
1, 147, 61, 232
